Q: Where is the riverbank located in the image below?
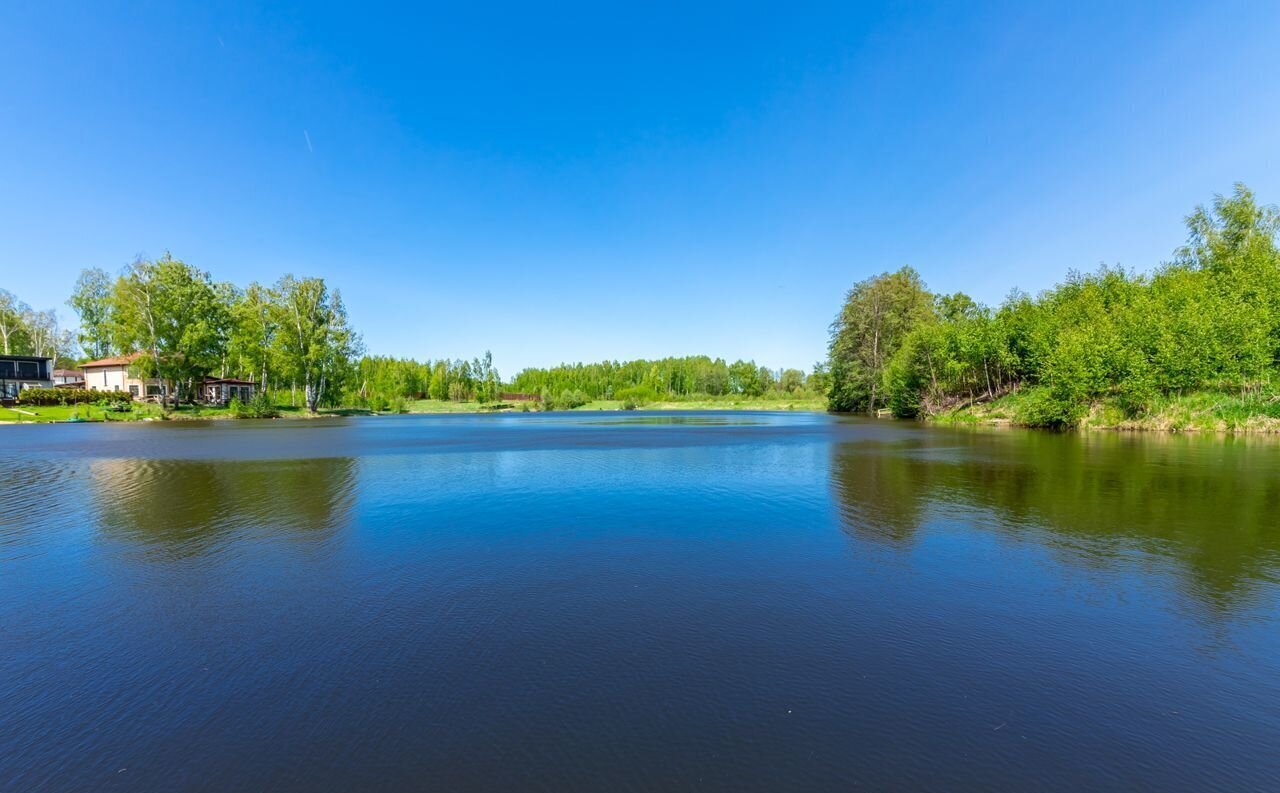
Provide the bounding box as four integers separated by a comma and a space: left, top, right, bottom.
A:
401, 397, 828, 413
1, 396, 828, 423
930, 387, 1280, 433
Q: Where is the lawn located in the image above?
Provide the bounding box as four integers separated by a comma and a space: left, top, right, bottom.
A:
0, 403, 147, 423
2, 402, 240, 423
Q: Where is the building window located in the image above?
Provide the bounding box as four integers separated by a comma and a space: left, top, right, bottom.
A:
129, 385, 139, 397
146, 384, 163, 396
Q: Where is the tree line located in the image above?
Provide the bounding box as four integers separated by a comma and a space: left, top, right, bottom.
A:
508, 356, 828, 405
0, 290, 76, 362
826, 184, 1280, 426
350, 353, 501, 411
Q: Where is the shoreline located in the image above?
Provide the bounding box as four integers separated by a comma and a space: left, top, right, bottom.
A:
922, 387, 1280, 434
0, 398, 829, 424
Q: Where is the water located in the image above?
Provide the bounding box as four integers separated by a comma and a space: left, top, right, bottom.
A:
2, 412, 1279, 792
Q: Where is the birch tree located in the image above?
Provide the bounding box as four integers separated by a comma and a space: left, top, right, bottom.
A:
0, 289, 30, 355
271, 275, 360, 412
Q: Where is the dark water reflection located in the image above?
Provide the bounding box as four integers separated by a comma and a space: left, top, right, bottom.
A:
2, 413, 1279, 792
89, 456, 356, 558
829, 429, 1280, 612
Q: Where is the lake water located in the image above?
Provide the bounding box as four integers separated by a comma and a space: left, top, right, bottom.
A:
3, 412, 1279, 791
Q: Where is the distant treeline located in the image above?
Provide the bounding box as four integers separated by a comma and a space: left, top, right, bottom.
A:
349, 355, 826, 410
826, 184, 1280, 426
508, 356, 828, 405
350, 354, 500, 411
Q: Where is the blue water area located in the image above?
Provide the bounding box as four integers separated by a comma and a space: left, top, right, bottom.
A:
2, 412, 1279, 791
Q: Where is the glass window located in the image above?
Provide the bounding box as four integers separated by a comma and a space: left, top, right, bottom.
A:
129, 385, 139, 397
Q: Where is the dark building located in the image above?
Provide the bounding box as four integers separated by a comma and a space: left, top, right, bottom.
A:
0, 355, 54, 401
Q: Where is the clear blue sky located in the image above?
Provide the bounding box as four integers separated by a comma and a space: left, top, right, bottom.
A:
3, 2, 1278, 374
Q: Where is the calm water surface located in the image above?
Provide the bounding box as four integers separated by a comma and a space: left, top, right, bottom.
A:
3, 412, 1279, 791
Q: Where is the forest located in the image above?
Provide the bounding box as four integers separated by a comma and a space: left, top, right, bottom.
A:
825, 184, 1280, 427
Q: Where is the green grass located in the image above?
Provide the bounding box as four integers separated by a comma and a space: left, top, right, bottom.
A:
931, 386, 1280, 433
401, 396, 829, 413
3, 395, 830, 424
1, 404, 146, 423
402, 399, 505, 413
2, 401, 291, 423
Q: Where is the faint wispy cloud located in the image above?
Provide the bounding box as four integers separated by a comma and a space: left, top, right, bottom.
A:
304, 130, 313, 153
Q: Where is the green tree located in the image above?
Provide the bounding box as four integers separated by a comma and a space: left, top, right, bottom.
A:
67, 268, 114, 360
428, 361, 448, 400
110, 254, 231, 408
229, 282, 278, 388
0, 288, 30, 355
23, 308, 60, 361
827, 266, 934, 412
270, 275, 361, 412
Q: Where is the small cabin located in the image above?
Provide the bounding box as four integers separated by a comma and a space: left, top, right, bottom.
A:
203, 378, 258, 405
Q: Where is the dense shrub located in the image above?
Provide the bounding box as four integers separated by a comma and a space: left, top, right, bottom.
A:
230, 391, 280, 419
539, 388, 589, 410
16, 388, 117, 406
96, 393, 135, 412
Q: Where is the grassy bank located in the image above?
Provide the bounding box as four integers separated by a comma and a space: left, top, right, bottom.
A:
3, 396, 827, 423
0, 402, 363, 423
401, 397, 828, 413
931, 387, 1280, 433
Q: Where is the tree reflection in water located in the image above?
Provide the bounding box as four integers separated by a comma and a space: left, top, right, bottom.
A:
89, 456, 357, 558
829, 428, 1280, 614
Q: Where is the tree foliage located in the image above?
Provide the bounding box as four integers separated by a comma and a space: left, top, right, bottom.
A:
827, 267, 933, 412
68, 268, 113, 360
508, 356, 824, 403
270, 275, 361, 412
833, 185, 1280, 426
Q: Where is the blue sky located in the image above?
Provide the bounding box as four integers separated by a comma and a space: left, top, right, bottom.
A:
3, 2, 1278, 374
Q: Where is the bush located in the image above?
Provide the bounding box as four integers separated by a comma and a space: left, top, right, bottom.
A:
231, 391, 280, 419
615, 386, 658, 405
1013, 386, 1086, 428
96, 394, 134, 412
17, 387, 117, 406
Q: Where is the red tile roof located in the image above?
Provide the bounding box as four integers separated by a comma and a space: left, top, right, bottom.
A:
80, 352, 147, 368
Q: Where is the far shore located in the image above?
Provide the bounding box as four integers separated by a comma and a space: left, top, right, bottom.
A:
0, 397, 829, 424
10, 390, 1280, 434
